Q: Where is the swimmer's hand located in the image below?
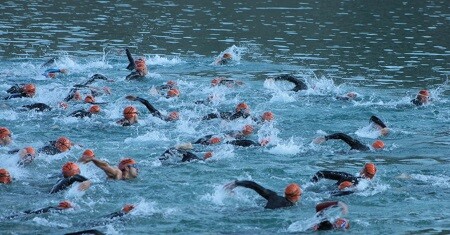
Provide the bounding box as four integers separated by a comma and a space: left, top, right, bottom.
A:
313, 137, 326, 144
125, 95, 137, 101
380, 127, 389, 136
78, 180, 91, 191
78, 154, 95, 164
224, 181, 237, 192
337, 201, 348, 215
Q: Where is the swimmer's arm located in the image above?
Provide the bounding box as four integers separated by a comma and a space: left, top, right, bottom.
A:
91, 159, 122, 179
316, 201, 348, 214
370, 115, 387, 128
126, 48, 135, 70
134, 97, 163, 118
311, 171, 356, 183
235, 180, 274, 200
181, 152, 201, 162
325, 133, 368, 151
202, 113, 219, 120
227, 139, 258, 147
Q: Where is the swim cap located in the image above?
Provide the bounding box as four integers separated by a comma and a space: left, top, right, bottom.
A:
123, 106, 138, 120
55, 136, 72, 152
0, 168, 12, 184
62, 162, 80, 178
22, 84, 36, 97
89, 105, 101, 114
82, 149, 95, 158
118, 158, 136, 171
334, 218, 350, 229
204, 152, 213, 160
222, 53, 232, 59
362, 163, 377, 179
285, 183, 302, 202
242, 125, 254, 136
261, 111, 274, 121
419, 89, 430, 97
166, 80, 177, 87
84, 95, 95, 103
0, 127, 11, 139
372, 140, 385, 150
167, 111, 179, 121
122, 204, 135, 213
338, 181, 354, 190
57, 200, 73, 209
19, 146, 36, 162
209, 137, 221, 145
167, 88, 180, 97
211, 77, 222, 86
235, 102, 249, 113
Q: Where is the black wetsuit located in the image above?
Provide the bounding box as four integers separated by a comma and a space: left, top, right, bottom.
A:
227, 139, 260, 147
324, 133, 369, 151
314, 201, 343, 230
4, 93, 28, 100
38, 141, 62, 155
273, 75, 308, 92
202, 111, 250, 121
193, 135, 216, 145
7, 149, 34, 166
311, 171, 360, 196
133, 97, 166, 120
63, 74, 109, 102
370, 115, 387, 128
50, 174, 89, 194
65, 230, 105, 235
21, 103, 52, 112
4, 206, 65, 220
234, 180, 295, 209
69, 110, 92, 118
125, 48, 146, 80
159, 148, 201, 162
411, 97, 425, 106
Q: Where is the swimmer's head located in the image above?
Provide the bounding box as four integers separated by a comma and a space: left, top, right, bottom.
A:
338, 181, 354, 190
372, 140, 385, 150
334, 218, 350, 229
19, 146, 36, 164
361, 163, 377, 179
0, 127, 12, 146
167, 88, 180, 98
346, 92, 357, 99
167, 111, 179, 121
222, 53, 232, 59
89, 105, 101, 114
55, 136, 72, 152
122, 204, 135, 214
209, 137, 221, 145
135, 58, 147, 72
417, 89, 430, 104
0, 168, 12, 184
62, 162, 80, 178
57, 200, 73, 210
84, 95, 95, 104
123, 106, 138, 120
118, 158, 137, 171
204, 152, 213, 160
211, 77, 223, 86
166, 80, 177, 87
261, 111, 274, 122
242, 125, 254, 136
285, 183, 302, 203
235, 102, 250, 114
23, 84, 36, 97
419, 89, 430, 97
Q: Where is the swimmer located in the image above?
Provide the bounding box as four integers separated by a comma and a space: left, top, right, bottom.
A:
225, 125, 254, 139
50, 162, 91, 194
7, 146, 36, 166
79, 153, 139, 180
193, 135, 222, 145
0, 127, 12, 146
226, 138, 270, 147
125, 48, 148, 80
336, 92, 358, 101
64, 74, 112, 102
313, 133, 385, 151
310, 163, 377, 196
68, 105, 101, 118
43, 68, 68, 78
21, 103, 52, 112
0, 168, 12, 184
125, 95, 179, 121
272, 75, 307, 92
210, 77, 243, 87
224, 180, 302, 209
104, 204, 136, 219
313, 201, 350, 231
215, 52, 233, 65
159, 143, 213, 163
116, 106, 139, 126
370, 115, 389, 136
411, 89, 430, 106
4, 83, 36, 99
202, 102, 251, 121
3, 201, 73, 220
151, 80, 179, 96
65, 230, 105, 235
38, 136, 73, 155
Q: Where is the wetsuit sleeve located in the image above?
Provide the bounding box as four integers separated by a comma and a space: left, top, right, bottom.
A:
105, 211, 126, 219
235, 180, 276, 201
370, 115, 387, 128
273, 75, 307, 91
22, 103, 52, 112
7, 84, 22, 94
193, 135, 214, 145
24, 206, 55, 215
181, 152, 201, 162
7, 149, 20, 154
126, 48, 135, 70
202, 113, 220, 120
82, 74, 108, 86
325, 133, 369, 151
315, 201, 339, 213
311, 171, 358, 184
135, 97, 163, 119
4, 93, 25, 100
45, 68, 62, 73
64, 88, 78, 102
411, 98, 422, 106
227, 139, 258, 147
65, 229, 106, 235
229, 111, 249, 120
50, 175, 89, 194
69, 110, 91, 118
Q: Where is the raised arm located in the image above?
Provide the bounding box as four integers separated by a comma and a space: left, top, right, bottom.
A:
311, 170, 358, 184
91, 158, 122, 179
126, 48, 135, 70
370, 115, 387, 128
273, 75, 307, 91
235, 180, 276, 200
325, 133, 369, 151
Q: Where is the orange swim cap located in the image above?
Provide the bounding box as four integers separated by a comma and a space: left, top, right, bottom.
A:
57, 200, 73, 209
89, 105, 101, 114
167, 88, 180, 97
118, 158, 136, 171
122, 204, 135, 213
0, 168, 12, 184
419, 90, 430, 97
372, 140, 385, 150
166, 80, 177, 87
0, 127, 11, 139
235, 102, 249, 113
135, 58, 147, 72
167, 111, 179, 121
285, 183, 302, 203
338, 181, 354, 190
261, 111, 274, 121
62, 162, 80, 178
84, 95, 95, 103
204, 151, 213, 160
82, 149, 95, 158
55, 137, 71, 152
123, 106, 138, 120
209, 137, 221, 145
242, 125, 254, 136
211, 77, 222, 86
362, 163, 377, 179
23, 84, 36, 97
20, 146, 36, 157
334, 218, 350, 229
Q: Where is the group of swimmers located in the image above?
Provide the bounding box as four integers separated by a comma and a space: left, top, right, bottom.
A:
0, 48, 433, 233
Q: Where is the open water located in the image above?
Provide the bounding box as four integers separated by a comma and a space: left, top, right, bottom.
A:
0, 1, 449, 234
